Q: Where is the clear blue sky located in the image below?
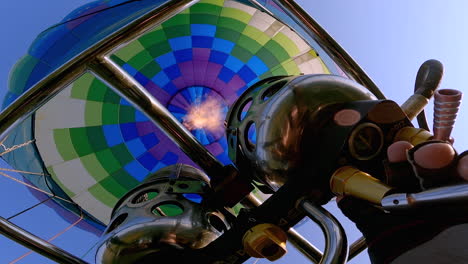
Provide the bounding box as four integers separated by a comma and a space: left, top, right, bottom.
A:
1, 1, 468, 263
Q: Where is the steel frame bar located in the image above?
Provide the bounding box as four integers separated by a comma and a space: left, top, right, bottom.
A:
348, 236, 367, 261
288, 228, 323, 263
0, 217, 88, 264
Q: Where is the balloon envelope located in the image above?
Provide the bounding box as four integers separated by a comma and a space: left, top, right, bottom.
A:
1, 0, 378, 262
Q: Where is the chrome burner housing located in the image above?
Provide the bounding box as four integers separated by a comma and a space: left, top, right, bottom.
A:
226, 74, 374, 191
95, 164, 230, 264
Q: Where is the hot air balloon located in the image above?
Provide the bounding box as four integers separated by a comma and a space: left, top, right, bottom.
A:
3, 0, 356, 225
0, 0, 392, 263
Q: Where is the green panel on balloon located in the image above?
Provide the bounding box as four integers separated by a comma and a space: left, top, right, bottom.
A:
34, 0, 331, 224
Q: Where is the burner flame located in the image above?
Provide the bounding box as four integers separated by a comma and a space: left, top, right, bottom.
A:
183, 96, 225, 134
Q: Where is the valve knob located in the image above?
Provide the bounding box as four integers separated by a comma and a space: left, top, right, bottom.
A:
242, 223, 287, 261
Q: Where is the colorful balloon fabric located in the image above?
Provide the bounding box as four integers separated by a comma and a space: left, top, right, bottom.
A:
4, 0, 333, 224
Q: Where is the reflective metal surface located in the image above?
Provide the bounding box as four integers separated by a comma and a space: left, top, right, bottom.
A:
288, 228, 323, 263
348, 236, 367, 261
301, 200, 348, 264
96, 164, 230, 264
227, 74, 374, 190
382, 183, 468, 211
0, 216, 87, 264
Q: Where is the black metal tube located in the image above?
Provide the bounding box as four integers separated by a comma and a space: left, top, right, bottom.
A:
0, 217, 87, 264
348, 236, 367, 261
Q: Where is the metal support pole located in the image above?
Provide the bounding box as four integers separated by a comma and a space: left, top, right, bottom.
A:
288, 228, 323, 263
348, 236, 367, 261
89, 56, 225, 176
301, 200, 348, 264
0, 217, 87, 264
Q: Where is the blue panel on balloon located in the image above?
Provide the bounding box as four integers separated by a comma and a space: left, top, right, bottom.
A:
25, 62, 53, 90
29, 26, 69, 58
164, 64, 182, 79
183, 193, 203, 203
138, 152, 159, 170
192, 130, 203, 145
174, 49, 193, 62
238, 65, 257, 83
103, 124, 124, 147
212, 38, 235, 53
120, 98, 132, 106
134, 111, 148, 122
161, 152, 178, 164
209, 50, 229, 64
124, 160, 149, 181
225, 56, 244, 72
191, 24, 216, 37
126, 138, 147, 158
152, 162, 167, 173
218, 67, 236, 83
151, 71, 171, 87
247, 56, 269, 76
169, 36, 192, 51
42, 33, 81, 67
120, 123, 139, 141
141, 133, 159, 148
156, 53, 176, 68
168, 105, 187, 115
188, 86, 203, 100
122, 63, 138, 76
134, 72, 150, 86
162, 82, 179, 95
192, 36, 214, 48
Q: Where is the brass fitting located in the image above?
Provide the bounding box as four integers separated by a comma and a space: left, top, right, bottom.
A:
330, 166, 392, 204
394, 126, 432, 146
242, 223, 287, 261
